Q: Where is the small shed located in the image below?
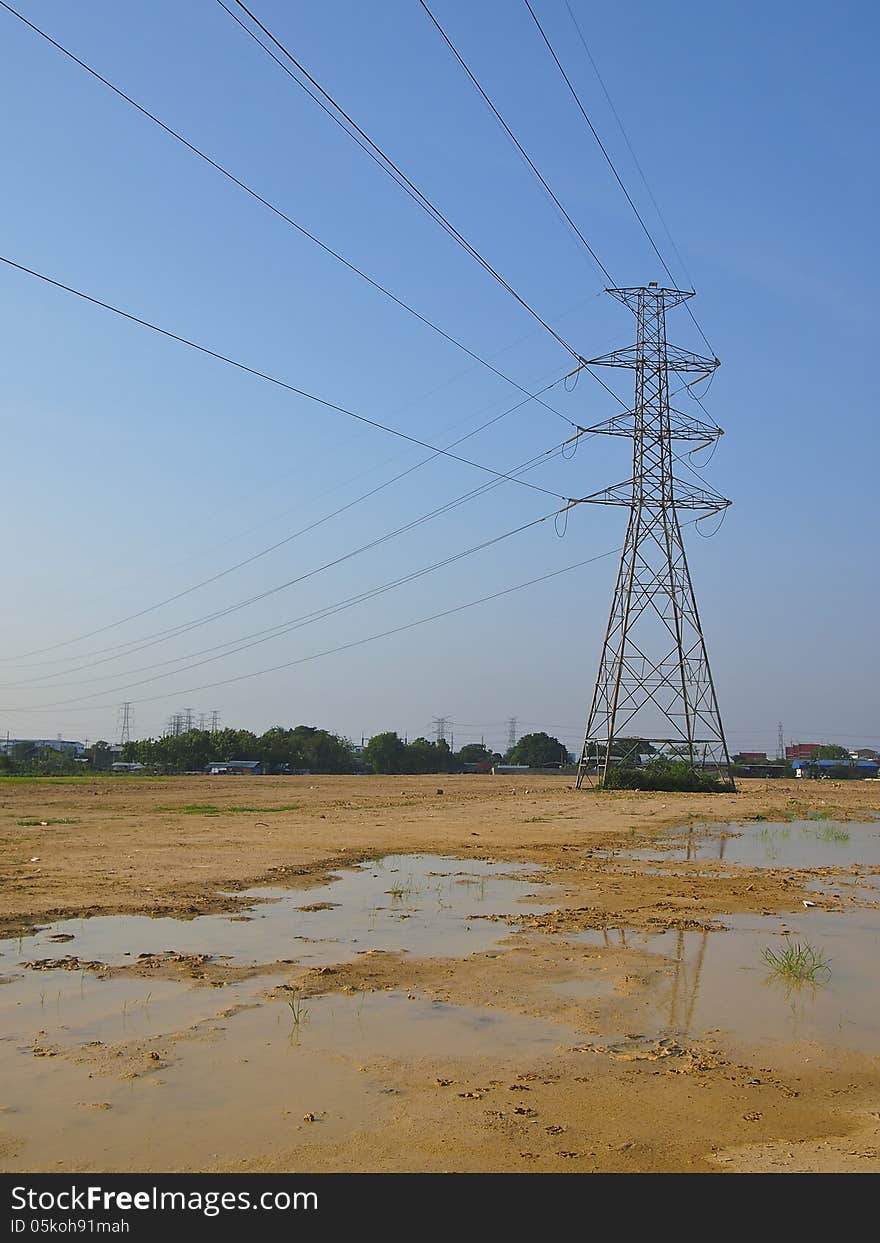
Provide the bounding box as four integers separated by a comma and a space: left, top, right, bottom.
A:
206, 760, 263, 775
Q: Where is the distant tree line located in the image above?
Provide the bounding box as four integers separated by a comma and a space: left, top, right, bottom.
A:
362, 731, 571, 774
121, 726, 357, 774
0, 726, 574, 776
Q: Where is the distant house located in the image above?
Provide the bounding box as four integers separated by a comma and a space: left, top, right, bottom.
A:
111, 761, 145, 773
491, 764, 530, 774
1, 738, 85, 756
737, 751, 769, 763
793, 758, 879, 780
206, 760, 263, 775
786, 743, 821, 761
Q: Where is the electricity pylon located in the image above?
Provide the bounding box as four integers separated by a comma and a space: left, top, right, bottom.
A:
575, 285, 734, 790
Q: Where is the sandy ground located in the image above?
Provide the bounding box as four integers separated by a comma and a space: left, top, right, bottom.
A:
1, 773, 879, 1173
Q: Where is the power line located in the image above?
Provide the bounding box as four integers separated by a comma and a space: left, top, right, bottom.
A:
3, 534, 640, 715
219, 0, 585, 364
0, 250, 571, 498
521, 0, 714, 355
561, 0, 696, 292
414, 0, 628, 412
0, 0, 579, 433
0, 367, 577, 668
12, 330, 586, 654
0, 430, 589, 682
4, 518, 706, 720
418, 0, 613, 285
4, 505, 566, 709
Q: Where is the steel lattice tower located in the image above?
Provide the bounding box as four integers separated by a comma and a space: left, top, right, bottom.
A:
118, 701, 132, 746
575, 285, 734, 789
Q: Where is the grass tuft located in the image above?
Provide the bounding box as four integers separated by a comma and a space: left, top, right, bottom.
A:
287, 995, 309, 1026
806, 824, 850, 843
16, 817, 78, 826
762, 939, 831, 984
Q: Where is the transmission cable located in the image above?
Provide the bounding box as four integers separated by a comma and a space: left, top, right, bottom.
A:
561, 0, 696, 293
0, 366, 575, 668
522, 0, 714, 356
1, 432, 590, 679
418, 0, 613, 284
2, 420, 588, 678
0, 0, 580, 432
5, 504, 571, 705
0, 252, 573, 501
2, 518, 700, 716
218, 0, 587, 365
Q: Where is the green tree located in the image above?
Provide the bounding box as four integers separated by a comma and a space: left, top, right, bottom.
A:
507, 732, 569, 768
457, 743, 493, 767
258, 727, 303, 773
289, 726, 356, 773
814, 744, 850, 761
86, 740, 113, 772
364, 731, 407, 774
402, 737, 454, 774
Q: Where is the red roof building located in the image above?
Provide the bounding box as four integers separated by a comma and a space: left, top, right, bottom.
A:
785, 743, 821, 760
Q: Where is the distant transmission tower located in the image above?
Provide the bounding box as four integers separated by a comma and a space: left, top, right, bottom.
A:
433, 716, 450, 744
118, 701, 132, 746
776, 721, 785, 762
210, 710, 220, 734
506, 717, 518, 753
575, 285, 734, 790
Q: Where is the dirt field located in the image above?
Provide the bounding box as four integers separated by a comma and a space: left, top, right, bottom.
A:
1, 773, 879, 1173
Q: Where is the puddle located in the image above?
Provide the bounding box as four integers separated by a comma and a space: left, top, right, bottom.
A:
0, 987, 574, 1171
573, 907, 880, 1056
0, 968, 257, 1052
0, 854, 568, 1169
623, 821, 880, 870
2, 855, 552, 971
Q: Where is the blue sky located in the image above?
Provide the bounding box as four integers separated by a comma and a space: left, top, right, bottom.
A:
0, 0, 876, 756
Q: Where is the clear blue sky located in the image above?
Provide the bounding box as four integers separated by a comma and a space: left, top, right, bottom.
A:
0, 0, 876, 756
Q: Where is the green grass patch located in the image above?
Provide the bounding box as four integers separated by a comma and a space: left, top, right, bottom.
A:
806, 824, 850, 843
16, 817, 79, 827
226, 804, 301, 814
156, 803, 300, 816
156, 803, 222, 816
762, 939, 831, 984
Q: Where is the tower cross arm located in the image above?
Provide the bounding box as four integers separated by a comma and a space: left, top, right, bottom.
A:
582, 344, 720, 375
575, 480, 731, 511
583, 408, 724, 442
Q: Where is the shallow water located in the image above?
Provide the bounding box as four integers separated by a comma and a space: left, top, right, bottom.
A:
0, 969, 257, 1051
1, 855, 551, 971
0, 850, 563, 1171
623, 820, 880, 871
574, 906, 880, 1054
0, 987, 575, 1171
